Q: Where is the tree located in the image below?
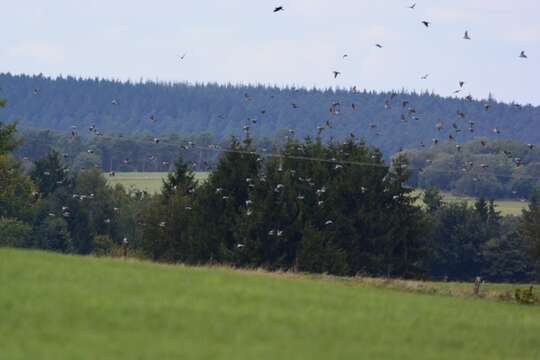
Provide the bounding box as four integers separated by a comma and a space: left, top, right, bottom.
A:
520, 193, 540, 263
32, 216, 73, 253
423, 187, 443, 212
162, 156, 196, 200
0, 218, 32, 248
0, 98, 21, 155
428, 202, 487, 280
31, 151, 71, 196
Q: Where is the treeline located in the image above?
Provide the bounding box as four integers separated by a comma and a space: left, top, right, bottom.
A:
2, 117, 540, 282
14, 128, 225, 172
1, 73, 539, 157
404, 139, 540, 198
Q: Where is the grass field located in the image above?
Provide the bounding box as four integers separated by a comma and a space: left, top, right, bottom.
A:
107, 172, 209, 194
412, 189, 527, 216
1, 249, 539, 359
107, 172, 528, 215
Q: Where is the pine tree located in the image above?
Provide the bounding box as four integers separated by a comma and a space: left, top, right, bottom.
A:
520, 193, 540, 262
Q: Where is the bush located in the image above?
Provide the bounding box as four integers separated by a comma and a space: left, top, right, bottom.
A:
0, 218, 32, 248
514, 286, 537, 305
92, 235, 117, 256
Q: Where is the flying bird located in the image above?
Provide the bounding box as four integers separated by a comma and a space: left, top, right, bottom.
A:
421, 21, 431, 28
421, 74, 430, 80
409, 3, 416, 9
179, 53, 187, 60
463, 31, 471, 40
273, 6, 284, 13
333, 71, 341, 79
375, 44, 383, 48
519, 50, 528, 59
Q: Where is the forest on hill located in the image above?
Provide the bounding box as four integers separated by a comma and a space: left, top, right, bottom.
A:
403, 139, 540, 198
1, 73, 539, 157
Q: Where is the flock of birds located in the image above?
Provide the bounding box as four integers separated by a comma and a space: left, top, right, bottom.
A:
12, 3, 538, 244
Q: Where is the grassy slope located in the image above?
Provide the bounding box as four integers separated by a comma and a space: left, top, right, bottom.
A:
1, 249, 539, 360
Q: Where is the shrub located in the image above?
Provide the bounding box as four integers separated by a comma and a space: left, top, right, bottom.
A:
0, 218, 32, 248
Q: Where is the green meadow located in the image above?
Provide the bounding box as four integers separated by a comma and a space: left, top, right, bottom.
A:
1, 249, 539, 360
107, 172, 209, 194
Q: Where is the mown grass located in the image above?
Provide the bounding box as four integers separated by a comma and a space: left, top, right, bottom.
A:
107, 172, 209, 193
1, 249, 539, 360
412, 189, 527, 216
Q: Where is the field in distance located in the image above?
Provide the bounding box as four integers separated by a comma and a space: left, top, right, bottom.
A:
411, 190, 528, 216
1, 249, 539, 360
107, 172, 528, 215
107, 172, 209, 194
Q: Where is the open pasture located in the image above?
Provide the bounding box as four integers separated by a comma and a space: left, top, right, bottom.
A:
1, 249, 539, 360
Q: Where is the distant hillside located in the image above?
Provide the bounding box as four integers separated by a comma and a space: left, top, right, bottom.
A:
1, 73, 539, 156
404, 139, 540, 198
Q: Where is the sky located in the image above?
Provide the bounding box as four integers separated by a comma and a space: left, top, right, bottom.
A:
1, 0, 539, 105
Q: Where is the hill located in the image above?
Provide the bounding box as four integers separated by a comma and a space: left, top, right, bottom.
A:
1, 73, 539, 156
404, 139, 540, 198
1, 249, 539, 359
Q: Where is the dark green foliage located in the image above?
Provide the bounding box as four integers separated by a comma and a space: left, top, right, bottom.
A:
32, 217, 73, 253
14, 128, 218, 173
143, 137, 427, 277
520, 193, 540, 263
405, 139, 540, 198
162, 157, 196, 199
31, 151, 71, 196
426, 196, 536, 282
0, 218, 32, 247
2, 73, 539, 158
0, 122, 20, 156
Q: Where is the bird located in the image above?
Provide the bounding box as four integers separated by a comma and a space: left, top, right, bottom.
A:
237, 244, 245, 249
33, 88, 40, 96
273, 6, 284, 13
459, 81, 465, 88
421, 74, 430, 80
375, 44, 383, 48
463, 31, 471, 40
342, 54, 349, 59
421, 21, 431, 28
111, 99, 119, 106
519, 51, 528, 59
408, 3, 416, 9
333, 71, 341, 79
179, 53, 187, 60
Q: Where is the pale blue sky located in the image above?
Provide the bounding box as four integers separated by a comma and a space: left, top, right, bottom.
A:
1, 0, 539, 104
